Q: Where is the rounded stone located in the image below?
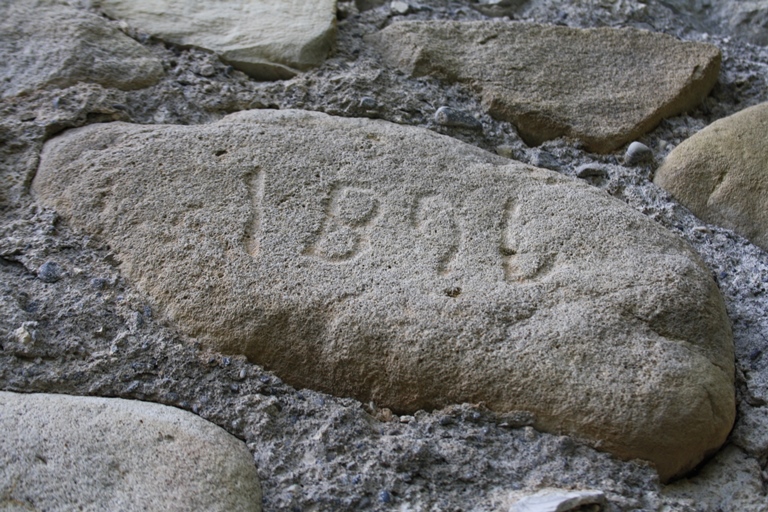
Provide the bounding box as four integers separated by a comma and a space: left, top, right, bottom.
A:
33, 109, 735, 481
655, 102, 768, 252
624, 141, 653, 165
435, 106, 483, 130
37, 261, 62, 283
0, 392, 262, 511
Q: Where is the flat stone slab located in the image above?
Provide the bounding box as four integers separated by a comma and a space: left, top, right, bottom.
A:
0, 0, 163, 98
367, 21, 721, 153
655, 102, 768, 252
0, 392, 261, 511
92, 0, 337, 80
33, 109, 734, 481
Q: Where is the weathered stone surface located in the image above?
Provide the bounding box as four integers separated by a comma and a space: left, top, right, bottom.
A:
655, 103, 768, 252
0, 0, 163, 98
92, 0, 337, 80
662, 446, 768, 511
0, 392, 261, 511
367, 21, 721, 153
664, 0, 768, 46
717, 1, 768, 46
32, 109, 734, 481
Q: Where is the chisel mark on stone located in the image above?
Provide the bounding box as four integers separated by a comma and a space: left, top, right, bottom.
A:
245, 168, 265, 258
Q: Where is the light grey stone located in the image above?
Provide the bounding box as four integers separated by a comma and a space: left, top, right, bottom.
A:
575, 163, 609, 179
624, 141, 653, 165
508, 488, 606, 512
0, 0, 163, 98
435, 106, 483, 130
470, 0, 529, 18
496, 145, 516, 158
390, 1, 411, 14
0, 392, 261, 512
367, 21, 720, 153
32, 109, 735, 481
92, 0, 337, 80
529, 150, 559, 170
655, 102, 768, 251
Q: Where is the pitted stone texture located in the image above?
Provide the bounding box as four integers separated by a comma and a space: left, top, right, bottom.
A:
655, 102, 768, 252
0, 392, 261, 512
92, 0, 337, 80
717, 1, 768, 46
367, 21, 720, 153
0, 0, 163, 98
33, 110, 734, 481
662, 446, 768, 511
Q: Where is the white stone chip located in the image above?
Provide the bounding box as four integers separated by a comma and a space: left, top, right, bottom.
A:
509, 489, 606, 512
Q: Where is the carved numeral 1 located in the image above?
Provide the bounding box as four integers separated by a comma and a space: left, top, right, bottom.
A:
245, 169, 265, 258
500, 198, 520, 282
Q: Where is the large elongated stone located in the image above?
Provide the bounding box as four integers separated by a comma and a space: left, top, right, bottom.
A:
0, 392, 261, 511
655, 102, 768, 251
33, 110, 734, 481
0, 0, 163, 98
92, 0, 337, 80
367, 21, 721, 153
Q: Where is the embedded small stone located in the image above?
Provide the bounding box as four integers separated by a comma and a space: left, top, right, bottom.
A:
13, 326, 33, 345
529, 150, 559, 171
359, 96, 379, 110
509, 489, 607, 512
37, 261, 62, 283
575, 163, 609, 179
435, 106, 482, 130
198, 64, 216, 77
390, 1, 411, 15
471, 0, 528, 17
624, 141, 654, 165
496, 145, 515, 158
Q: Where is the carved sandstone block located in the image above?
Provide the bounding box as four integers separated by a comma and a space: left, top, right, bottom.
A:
33, 110, 734, 481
